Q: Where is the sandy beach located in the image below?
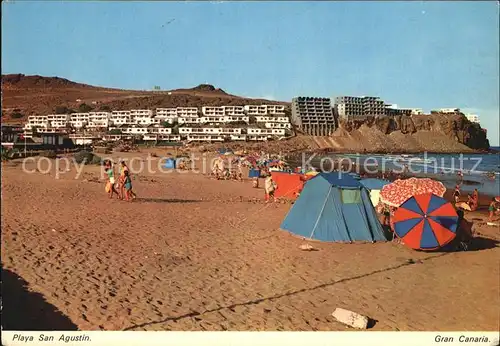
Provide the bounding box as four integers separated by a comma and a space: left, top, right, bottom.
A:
2, 151, 499, 331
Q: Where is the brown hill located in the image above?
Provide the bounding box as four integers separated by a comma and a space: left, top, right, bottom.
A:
1, 74, 286, 122
2, 73, 98, 90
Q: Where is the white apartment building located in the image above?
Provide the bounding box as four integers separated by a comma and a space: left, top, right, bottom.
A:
155, 108, 178, 119
186, 134, 225, 142
120, 125, 149, 135
255, 116, 289, 123
177, 107, 198, 118
68, 134, 99, 145
386, 106, 423, 115
267, 105, 286, 115
143, 134, 181, 141
69, 113, 90, 129
130, 109, 153, 117
437, 108, 460, 114
465, 113, 480, 124
244, 105, 268, 115
87, 112, 110, 128
157, 118, 178, 125
247, 135, 269, 141
110, 111, 132, 125
47, 114, 70, 128
264, 122, 292, 129
219, 128, 243, 135
24, 115, 49, 130
222, 106, 245, 116
230, 134, 247, 141
147, 126, 173, 134
135, 116, 160, 126
247, 128, 286, 136
200, 116, 226, 124
178, 117, 203, 125
202, 106, 225, 117
223, 116, 249, 123
103, 134, 133, 142
179, 127, 222, 135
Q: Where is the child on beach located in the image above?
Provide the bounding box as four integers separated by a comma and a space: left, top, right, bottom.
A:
119, 161, 136, 200
488, 198, 499, 222
123, 170, 134, 201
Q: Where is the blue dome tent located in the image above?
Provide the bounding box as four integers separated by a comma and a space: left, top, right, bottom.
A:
163, 158, 176, 169
280, 173, 387, 242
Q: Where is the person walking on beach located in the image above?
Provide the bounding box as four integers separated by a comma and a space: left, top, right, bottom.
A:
122, 170, 134, 202
119, 161, 136, 200
488, 198, 499, 222
105, 161, 119, 199
453, 185, 461, 204
264, 174, 277, 203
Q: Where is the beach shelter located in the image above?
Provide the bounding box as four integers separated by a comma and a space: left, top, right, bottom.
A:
280, 173, 387, 242
248, 168, 261, 178
270, 171, 304, 200
393, 193, 458, 250
163, 158, 176, 169
359, 178, 390, 206
380, 178, 446, 207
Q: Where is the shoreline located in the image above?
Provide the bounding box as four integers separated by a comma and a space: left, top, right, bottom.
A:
289, 148, 498, 156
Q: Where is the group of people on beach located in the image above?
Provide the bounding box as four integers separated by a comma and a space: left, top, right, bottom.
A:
211, 157, 244, 181
453, 184, 500, 222
104, 160, 136, 201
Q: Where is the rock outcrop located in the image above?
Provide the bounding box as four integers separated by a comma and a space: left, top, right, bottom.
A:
339, 114, 489, 151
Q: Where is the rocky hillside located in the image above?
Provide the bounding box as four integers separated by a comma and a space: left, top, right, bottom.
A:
1, 75, 286, 121
340, 114, 489, 151
2, 74, 99, 90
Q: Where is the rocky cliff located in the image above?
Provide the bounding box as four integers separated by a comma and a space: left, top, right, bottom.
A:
341, 114, 489, 151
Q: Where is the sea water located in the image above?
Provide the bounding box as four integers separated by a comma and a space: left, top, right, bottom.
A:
308, 152, 500, 196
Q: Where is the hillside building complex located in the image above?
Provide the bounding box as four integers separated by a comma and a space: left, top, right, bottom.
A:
334, 97, 423, 120
434, 108, 460, 114
21, 104, 291, 143
334, 96, 386, 120
291, 97, 335, 136
465, 113, 480, 124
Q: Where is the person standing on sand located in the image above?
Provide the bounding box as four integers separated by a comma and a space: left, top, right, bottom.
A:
264, 174, 277, 203
488, 198, 499, 222
473, 188, 479, 203
123, 170, 134, 202
105, 161, 119, 199
382, 203, 391, 227
457, 170, 464, 184
454, 185, 461, 204
119, 161, 136, 200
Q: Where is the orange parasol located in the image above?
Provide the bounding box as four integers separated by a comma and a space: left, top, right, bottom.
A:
380, 177, 446, 207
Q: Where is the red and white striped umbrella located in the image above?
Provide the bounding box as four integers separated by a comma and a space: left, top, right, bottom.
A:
380, 177, 446, 207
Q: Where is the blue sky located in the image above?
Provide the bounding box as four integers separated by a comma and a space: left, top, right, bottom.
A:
2, 1, 499, 145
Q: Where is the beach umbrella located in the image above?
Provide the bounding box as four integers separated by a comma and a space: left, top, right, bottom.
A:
380, 177, 446, 207
393, 193, 458, 250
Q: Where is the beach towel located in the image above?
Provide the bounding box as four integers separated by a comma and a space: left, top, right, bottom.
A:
105, 181, 111, 193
